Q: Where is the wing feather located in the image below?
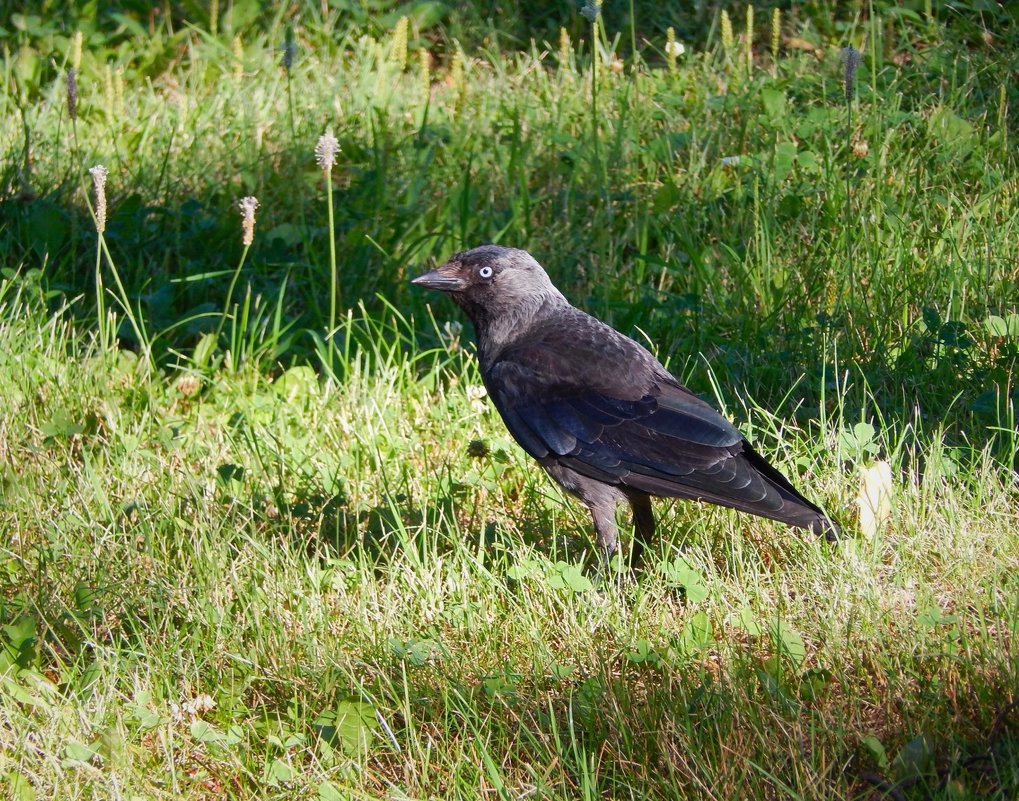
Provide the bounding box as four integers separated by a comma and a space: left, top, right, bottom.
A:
475, 304, 836, 535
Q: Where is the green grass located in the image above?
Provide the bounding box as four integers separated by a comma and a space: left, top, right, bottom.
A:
2, 3, 1018, 799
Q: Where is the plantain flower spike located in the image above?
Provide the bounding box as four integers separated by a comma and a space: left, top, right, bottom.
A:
67, 69, 78, 121
843, 46, 862, 102
315, 131, 340, 172
89, 165, 108, 233
238, 196, 259, 247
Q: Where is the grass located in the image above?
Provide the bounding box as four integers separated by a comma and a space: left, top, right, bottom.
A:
2, 2, 1018, 799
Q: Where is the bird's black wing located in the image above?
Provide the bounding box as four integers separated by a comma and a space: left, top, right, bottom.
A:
483, 316, 830, 528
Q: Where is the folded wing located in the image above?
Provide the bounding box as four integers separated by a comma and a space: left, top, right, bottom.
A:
485, 333, 831, 530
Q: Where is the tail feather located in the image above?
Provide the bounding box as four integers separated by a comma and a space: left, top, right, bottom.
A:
740, 442, 842, 541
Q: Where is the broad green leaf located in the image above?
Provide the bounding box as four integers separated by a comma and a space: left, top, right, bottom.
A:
192, 332, 218, 369
854, 422, 877, 445
796, 150, 818, 171
332, 699, 377, 755
798, 667, 831, 701
772, 622, 806, 669
63, 741, 98, 764
132, 705, 162, 731
626, 640, 656, 664
2, 615, 37, 670
267, 758, 294, 783
190, 720, 226, 744
318, 782, 345, 801
558, 564, 593, 593
661, 557, 709, 601
761, 88, 787, 119
918, 605, 958, 628
4, 771, 35, 801
95, 726, 128, 767
482, 674, 517, 695
40, 409, 84, 439
684, 581, 710, 602
985, 313, 1019, 338
216, 463, 244, 483
266, 223, 304, 247
893, 734, 935, 782
0, 674, 51, 709
774, 141, 798, 182
545, 562, 592, 593
862, 734, 890, 770
274, 365, 319, 402
506, 559, 540, 580
676, 611, 712, 655
653, 181, 681, 213
733, 605, 762, 636
389, 636, 443, 665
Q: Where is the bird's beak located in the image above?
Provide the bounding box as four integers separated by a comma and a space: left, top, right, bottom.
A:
411, 265, 466, 292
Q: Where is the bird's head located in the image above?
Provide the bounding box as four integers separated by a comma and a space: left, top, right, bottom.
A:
411, 245, 564, 323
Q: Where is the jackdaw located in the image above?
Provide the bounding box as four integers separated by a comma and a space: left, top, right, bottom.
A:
413, 245, 840, 564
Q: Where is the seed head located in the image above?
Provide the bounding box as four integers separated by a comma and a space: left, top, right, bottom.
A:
281, 29, 296, 73
665, 28, 684, 73
238, 196, 259, 247
66, 69, 78, 121
842, 46, 862, 102
391, 15, 409, 72
580, 1, 602, 23
113, 67, 125, 116
231, 34, 244, 81
451, 47, 467, 108
89, 165, 109, 233
745, 4, 754, 74
771, 7, 781, 66
558, 27, 572, 71
70, 31, 83, 71
720, 10, 734, 55
315, 131, 340, 171
418, 47, 432, 98
177, 93, 189, 132
103, 64, 115, 118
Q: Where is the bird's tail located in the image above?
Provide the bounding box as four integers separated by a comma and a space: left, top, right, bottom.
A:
741, 445, 842, 541
806, 513, 842, 542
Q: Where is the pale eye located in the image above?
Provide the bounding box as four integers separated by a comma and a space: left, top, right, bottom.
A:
479, 266, 493, 279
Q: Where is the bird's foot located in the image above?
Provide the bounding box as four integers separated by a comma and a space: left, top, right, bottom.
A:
591, 550, 639, 591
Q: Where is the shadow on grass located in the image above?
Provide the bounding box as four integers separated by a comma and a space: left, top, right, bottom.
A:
301, 637, 1019, 799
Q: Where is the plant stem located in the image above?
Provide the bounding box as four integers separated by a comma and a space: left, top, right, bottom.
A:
590, 18, 600, 168
99, 234, 150, 367
628, 0, 637, 69
326, 164, 338, 354
844, 92, 854, 314
95, 243, 107, 351
216, 244, 251, 349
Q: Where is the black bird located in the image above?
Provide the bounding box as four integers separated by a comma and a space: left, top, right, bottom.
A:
413, 245, 840, 564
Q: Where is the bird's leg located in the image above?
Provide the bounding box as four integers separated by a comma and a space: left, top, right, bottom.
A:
627, 494, 656, 569
587, 502, 620, 572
